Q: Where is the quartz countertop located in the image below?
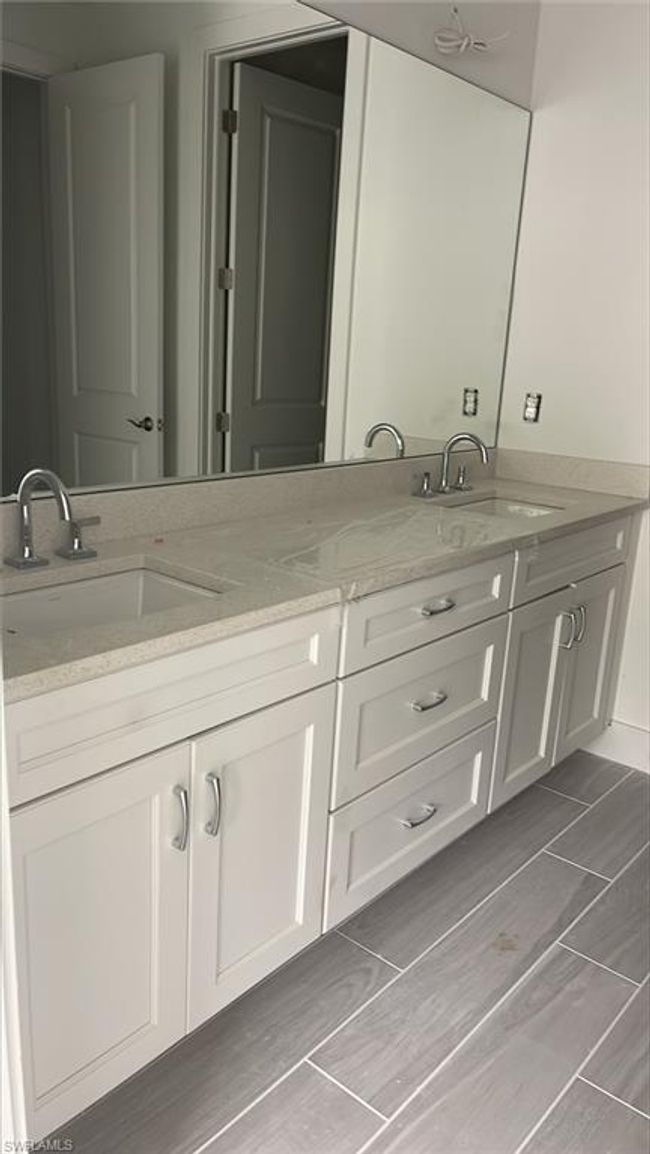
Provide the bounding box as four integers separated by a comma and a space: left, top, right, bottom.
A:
1, 479, 645, 703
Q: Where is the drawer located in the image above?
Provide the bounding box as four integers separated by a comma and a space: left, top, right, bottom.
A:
324, 723, 494, 929
340, 554, 514, 674
512, 516, 630, 606
331, 616, 507, 808
6, 607, 341, 807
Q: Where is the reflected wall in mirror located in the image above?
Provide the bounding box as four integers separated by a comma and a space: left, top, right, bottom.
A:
1, 2, 530, 496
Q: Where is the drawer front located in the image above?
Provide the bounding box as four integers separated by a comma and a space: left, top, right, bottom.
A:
512, 516, 630, 606
332, 616, 507, 808
324, 723, 494, 929
6, 607, 341, 807
340, 554, 514, 674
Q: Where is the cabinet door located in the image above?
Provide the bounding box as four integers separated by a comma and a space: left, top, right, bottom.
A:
188, 685, 334, 1030
490, 587, 573, 811
554, 566, 624, 762
11, 745, 190, 1139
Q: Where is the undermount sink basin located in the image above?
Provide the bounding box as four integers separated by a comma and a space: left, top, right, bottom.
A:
454, 497, 561, 518
2, 569, 221, 638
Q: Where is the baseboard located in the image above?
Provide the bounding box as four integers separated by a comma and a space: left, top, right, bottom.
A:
585, 721, 650, 774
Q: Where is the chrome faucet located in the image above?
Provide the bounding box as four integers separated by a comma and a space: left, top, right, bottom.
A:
3, 468, 99, 569
364, 423, 406, 459
438, 433, 489, 493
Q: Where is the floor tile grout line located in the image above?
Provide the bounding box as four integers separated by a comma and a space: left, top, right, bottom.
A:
352, 839, 650, 1154
190, 781, 645, 1154
535, 766, 635, 808
542, 848, 612, 881
513, 975, 645, 1154
304, 1057, 388, 1121
334, 929, 403, 973
577, 1075, 650, 1121
535, 782, 595, 804
190, 1054, 309, 1154
557, 942, 640, 986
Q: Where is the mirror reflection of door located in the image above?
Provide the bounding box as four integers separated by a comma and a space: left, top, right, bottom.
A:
1, 52, 164, 494
48, 54, 164, 487
218, 38, 346, 473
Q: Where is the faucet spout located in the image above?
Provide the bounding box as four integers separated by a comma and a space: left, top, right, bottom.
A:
364, 423, 406, 459
5, 468, 73, 569
438, 433, 489, 493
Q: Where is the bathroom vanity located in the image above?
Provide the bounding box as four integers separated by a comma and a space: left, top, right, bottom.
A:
2, 481, 642, 1139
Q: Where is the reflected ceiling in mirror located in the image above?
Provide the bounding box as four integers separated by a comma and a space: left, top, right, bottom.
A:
1, 1, 530, 497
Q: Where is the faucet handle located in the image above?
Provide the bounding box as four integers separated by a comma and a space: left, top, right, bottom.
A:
416, 471, 436, 499
453, 464, 472, 492
56, 515, 101, 561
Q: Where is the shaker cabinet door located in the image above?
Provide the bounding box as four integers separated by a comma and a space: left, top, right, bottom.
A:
11, 744, 190, 1140
188, 685, 334, 1029
554, 566, 624, 763
490, 587, 573, 811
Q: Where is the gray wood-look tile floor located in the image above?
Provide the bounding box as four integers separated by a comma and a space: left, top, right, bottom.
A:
54, 752, 649, 1154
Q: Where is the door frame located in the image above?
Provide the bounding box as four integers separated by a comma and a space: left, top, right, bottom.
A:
176, 6, 367, 477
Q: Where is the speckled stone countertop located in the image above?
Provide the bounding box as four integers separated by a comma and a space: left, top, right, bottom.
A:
1, 479, 645, 702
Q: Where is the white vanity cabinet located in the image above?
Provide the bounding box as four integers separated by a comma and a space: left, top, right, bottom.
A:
10, 744, 191, 1139
187, 686, 334, 1030
553, 565, 624, 762
5, 517, 638, 1139
324, 555, 512, 928
491, 532, 628, 810
490, 587, 575, 808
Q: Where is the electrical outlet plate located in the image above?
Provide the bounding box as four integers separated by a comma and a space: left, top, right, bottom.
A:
523, 392, 542, 422
463, 387, 479, 417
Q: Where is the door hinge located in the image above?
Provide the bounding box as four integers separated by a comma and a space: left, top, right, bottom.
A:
221, 109, 238, 134
215, 411, 231, 433
217, 267, 234, 291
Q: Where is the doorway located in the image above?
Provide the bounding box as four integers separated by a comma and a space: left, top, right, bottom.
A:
1, 68, 54, 495
206, 34, 348, 474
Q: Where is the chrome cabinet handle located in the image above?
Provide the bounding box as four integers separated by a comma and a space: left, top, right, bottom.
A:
410, 691, 448, 713
559, 610, 577, 650
575, 604, 587, 643
172, 785, 189, 851
127, 416, 155, 432
420, 598, 455, 618
399, 803, 438, 830
205, 773, 222, 838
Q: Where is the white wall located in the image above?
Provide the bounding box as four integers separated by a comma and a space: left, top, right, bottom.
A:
502, 2, 650, 748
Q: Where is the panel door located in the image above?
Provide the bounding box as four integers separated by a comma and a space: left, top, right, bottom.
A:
11, 744, 190, 1139
554, 566, 624, 762
188, 685, 335, 1030
490, 587, 573, 811
226, 63, 342, 471
48, 54, 164, 485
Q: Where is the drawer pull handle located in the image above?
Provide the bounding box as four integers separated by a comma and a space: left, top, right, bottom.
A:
205, 773, 222, 838
400, 803, 438, 830
411, 691, 448, 713
172, 785, 189, 852
559, 610, 578, 650
575, 604, 587, 643
421, 598, 455, 618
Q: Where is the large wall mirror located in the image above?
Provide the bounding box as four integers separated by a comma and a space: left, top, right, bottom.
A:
1, 2, 530, 497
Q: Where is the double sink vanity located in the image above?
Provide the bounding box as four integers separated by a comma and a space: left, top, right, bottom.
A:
1, 474, 644, 1139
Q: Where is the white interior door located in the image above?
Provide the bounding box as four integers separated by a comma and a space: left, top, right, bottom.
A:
48, 54, 164, 486
225, 63, 342, 473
